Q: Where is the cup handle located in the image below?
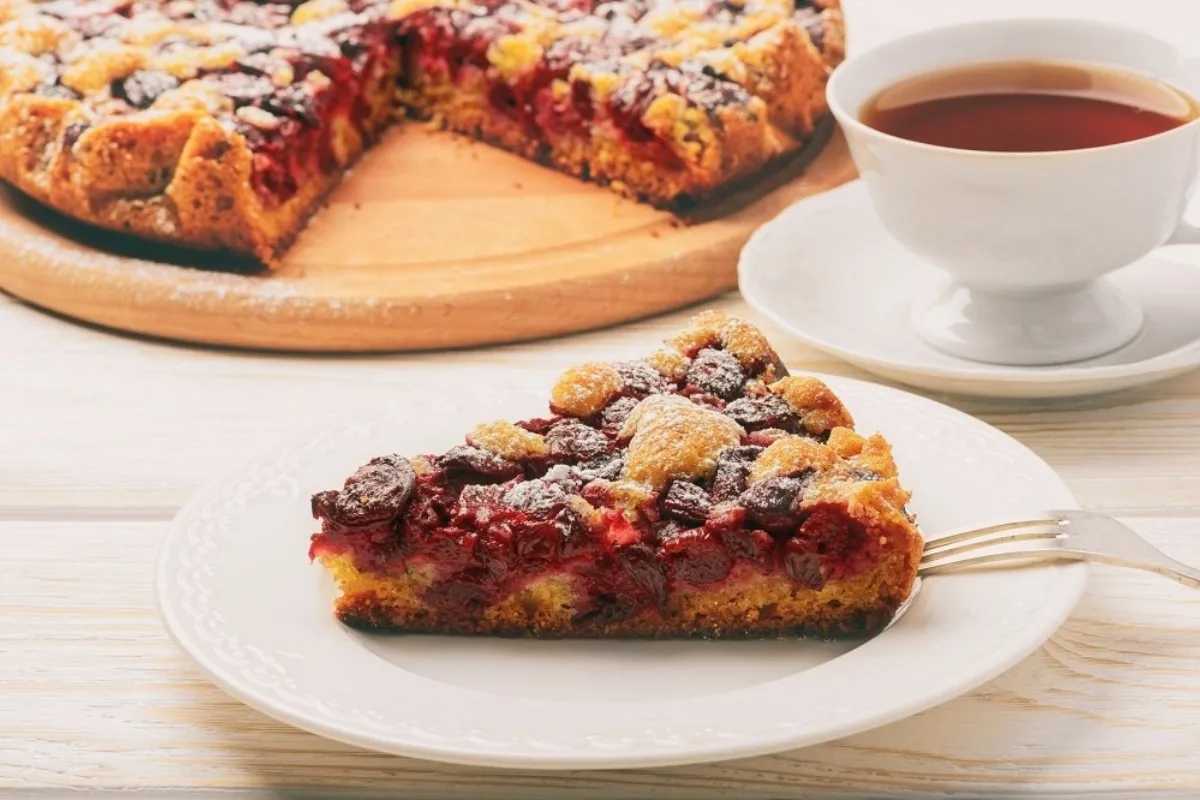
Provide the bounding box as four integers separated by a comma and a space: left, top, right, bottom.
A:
1167, 220, 1200, 245
1168, 58, 1200, 245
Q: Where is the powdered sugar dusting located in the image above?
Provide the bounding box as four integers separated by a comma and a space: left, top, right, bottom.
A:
549, 362, 623, 418
502, 479, 569, 517
467, 420, 547, 461
0, 206, 308, 312
620, 394, 744, 489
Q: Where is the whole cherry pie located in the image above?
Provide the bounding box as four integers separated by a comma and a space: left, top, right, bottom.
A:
0, 0, 842, 263
309, 312, 922, 638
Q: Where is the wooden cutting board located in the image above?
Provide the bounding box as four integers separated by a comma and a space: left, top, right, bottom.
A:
0, 123, 855, 352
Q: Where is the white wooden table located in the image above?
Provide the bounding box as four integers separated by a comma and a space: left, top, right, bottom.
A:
5, 1, 1200, 796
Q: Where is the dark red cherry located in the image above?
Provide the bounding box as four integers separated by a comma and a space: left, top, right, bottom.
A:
324, 454, 417, 527
545, 421, 609, 462
659, 526, 732, 585
723, 394, 798, 432
783, 538, 825, 589
709, 445, 763, 501
738, 475, 807, 535
659, 480, 712, 524
438, 445, 522, 481
685, 348, 746, 400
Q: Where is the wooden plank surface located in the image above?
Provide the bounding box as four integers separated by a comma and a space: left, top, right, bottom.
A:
4, 294, 1200, 516
4, 289, 1200, 795
5, 0, 1200, 794
4, 517, 1198, 796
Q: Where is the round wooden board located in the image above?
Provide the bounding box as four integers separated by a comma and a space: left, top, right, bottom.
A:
0, 123, 855, 351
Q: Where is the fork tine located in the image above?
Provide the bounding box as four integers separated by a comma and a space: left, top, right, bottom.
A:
920, 548, 1082, 576
921, 510, 1200, 589
922, 516, 1061, 551
920, 527, 1062, 564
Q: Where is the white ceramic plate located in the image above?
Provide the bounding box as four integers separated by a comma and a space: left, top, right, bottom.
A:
157, 374, 1087, 770
739, 181, 1200, 399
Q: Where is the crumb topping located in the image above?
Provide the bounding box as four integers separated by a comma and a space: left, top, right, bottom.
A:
62, 40, 147, 94
749, 436, 835, 482
769, 375, 853, 435
550, 361, 624, 418
467, 420, 548, 461
621, 394, 744, 489
665, 309, 784, 377
591, 478, 657, 521
0, 16, 77, 54
292, 0, 350, 25
646, 347, 689, 381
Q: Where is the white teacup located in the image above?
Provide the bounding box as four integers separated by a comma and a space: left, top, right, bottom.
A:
827, 19, 1200, 366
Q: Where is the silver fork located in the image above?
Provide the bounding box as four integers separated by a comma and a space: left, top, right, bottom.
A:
919, 509, 1200, 588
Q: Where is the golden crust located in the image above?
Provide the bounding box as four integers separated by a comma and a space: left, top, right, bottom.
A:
826, 426, 864, 458
325, 553, 918, 639
687, 20, 828, 137
646, 348, 690, 382
0, 91, 345, 263
0, 95, 324, 262
848, 433, 900, 480
810, 0, 847, 67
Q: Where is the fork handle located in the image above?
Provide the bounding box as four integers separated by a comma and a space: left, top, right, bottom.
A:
920, 548, 1200, 589
1127, 554, 1200, 590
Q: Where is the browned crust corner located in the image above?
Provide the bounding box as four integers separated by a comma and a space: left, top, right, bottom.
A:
0, 92, 355, 265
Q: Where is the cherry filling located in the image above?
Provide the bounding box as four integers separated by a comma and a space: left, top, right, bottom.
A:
793, 0, 827, 52
215, 20, 399, 207
395, 6, 751, 173
399, 13, 593, 140
397, 3, 513, 85
603, 61, 754, 171
520, 36, 651, 140
311, 350, 887, 626
312, 458, 883, 623
244, 119, 305, 204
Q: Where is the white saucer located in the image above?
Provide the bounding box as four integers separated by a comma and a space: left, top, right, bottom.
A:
738, 181, 1200, 399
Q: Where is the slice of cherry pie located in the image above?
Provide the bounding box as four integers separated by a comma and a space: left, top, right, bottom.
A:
309, 311, 922, 638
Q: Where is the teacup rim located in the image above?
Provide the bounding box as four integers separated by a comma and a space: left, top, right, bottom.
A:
826, 16, 1200, 160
